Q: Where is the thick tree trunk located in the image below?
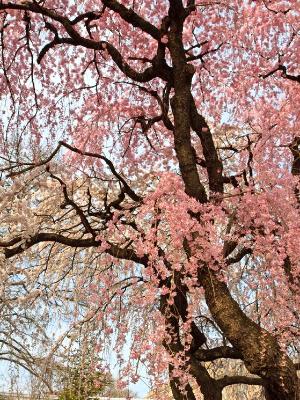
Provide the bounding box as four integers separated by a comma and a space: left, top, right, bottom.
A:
200, 267, 299, 400
169, 361, 224, 400
264, 381, 300, 400
190, 359, 223, 400
201, 386, 222, 400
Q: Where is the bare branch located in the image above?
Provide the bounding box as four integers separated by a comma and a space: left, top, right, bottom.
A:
194, 346, 242, 362
59, 141, 142, 202
0, 2, 170, 82
218, 374, 263, 388
8, 141, 142, 203
2, 232, 147, 265
101, 0, 161, 40
260, 64, 300, 84
47, 169, 95, 237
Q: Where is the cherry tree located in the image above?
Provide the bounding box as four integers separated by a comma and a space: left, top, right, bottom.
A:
0, 1, 299, 399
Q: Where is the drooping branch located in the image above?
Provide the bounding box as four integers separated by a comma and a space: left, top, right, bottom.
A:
261, 0, 291, 14
0, 355, 53, 391
0, 1, 298, 399
7, 140, 142, 203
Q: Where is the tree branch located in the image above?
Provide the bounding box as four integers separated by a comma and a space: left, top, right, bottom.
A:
2, 232, 147, 265
59, 141, 142, 202
8, 141, 142, 203
194, 346, 242, 362
47, 169, 96, 237
0, 2, 170, 82
101, 0, 161, 40
260, 64, 300, 84
218, 374, 264, 389
189, 96, 224, 195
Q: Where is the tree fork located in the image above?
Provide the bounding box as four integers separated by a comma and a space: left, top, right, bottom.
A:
199, 267, 299, 400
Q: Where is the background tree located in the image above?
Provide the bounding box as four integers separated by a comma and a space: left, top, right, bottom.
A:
0, 1, 299, 400
56, 326, 135, 400
57, 355, 112, 400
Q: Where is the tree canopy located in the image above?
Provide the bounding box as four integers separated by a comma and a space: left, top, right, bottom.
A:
0, 1, 299, 399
